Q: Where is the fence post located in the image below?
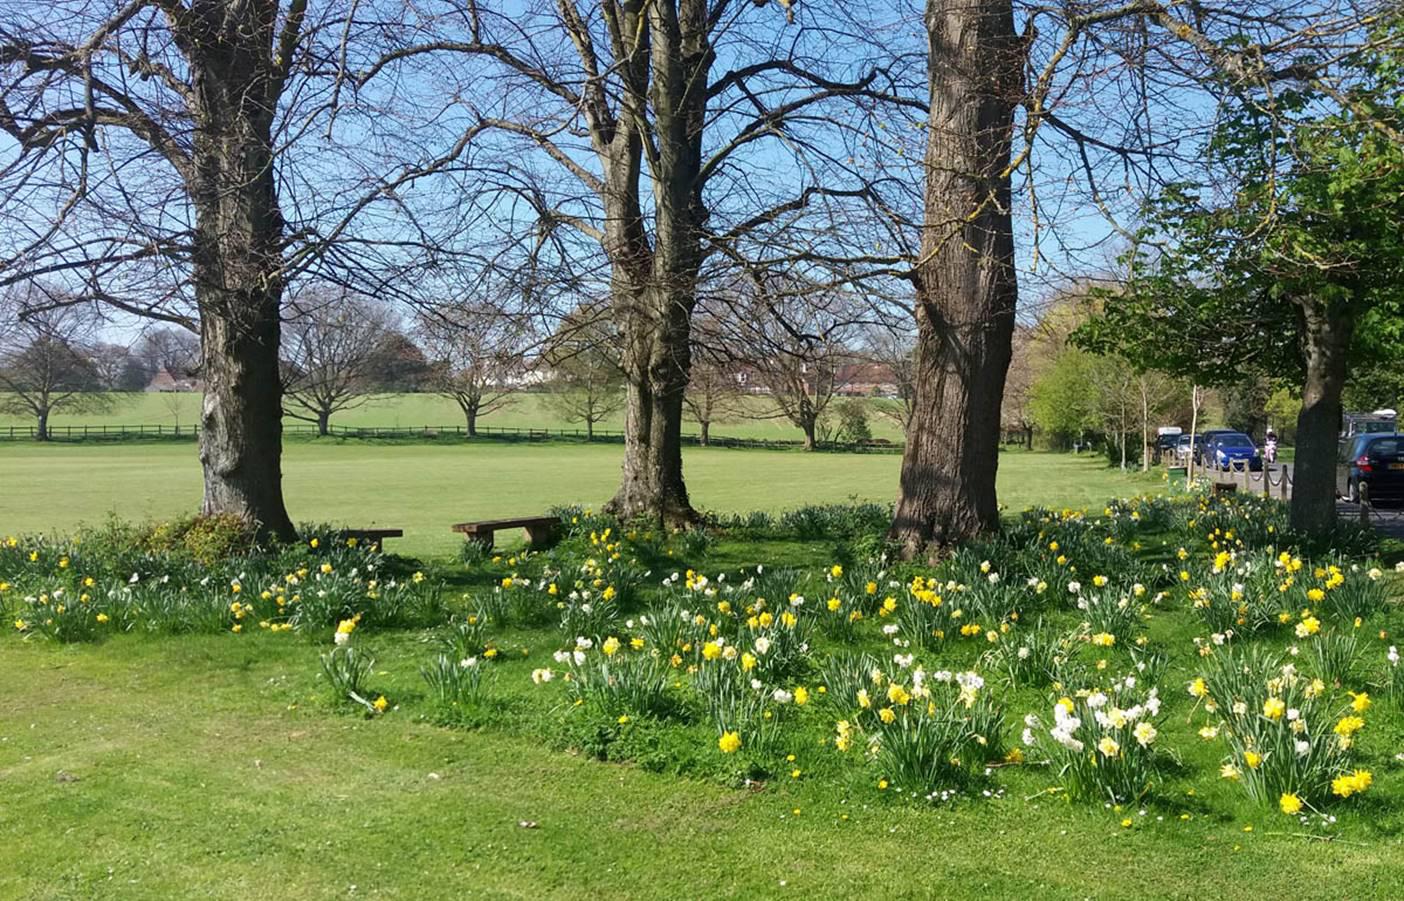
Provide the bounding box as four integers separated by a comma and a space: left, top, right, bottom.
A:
1359, 481, 1371, 525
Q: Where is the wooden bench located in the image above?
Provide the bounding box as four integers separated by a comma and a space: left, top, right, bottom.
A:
451, 516, 558, 551
335, 528, 404, 550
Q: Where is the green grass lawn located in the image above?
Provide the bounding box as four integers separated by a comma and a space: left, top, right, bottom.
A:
0, 442, 1162, 557
1, 631, 1398, 900
0, 391, 911, 443
5, 451, 1404, 899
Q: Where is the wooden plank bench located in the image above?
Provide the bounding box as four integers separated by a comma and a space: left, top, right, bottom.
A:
451, 516, 558, 551
334, 528, 404, 550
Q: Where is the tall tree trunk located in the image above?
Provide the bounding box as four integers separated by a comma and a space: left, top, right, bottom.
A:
189, 2, 296, 542
603, 0, 708, 527
699, 419, 710, 446
801, 417, 817, 451
316, 409, 330, 436
35, 408, 48, 442
1140, 380, 1150, 472
889, 0, 1022, 558
1291, 301, 1354, 533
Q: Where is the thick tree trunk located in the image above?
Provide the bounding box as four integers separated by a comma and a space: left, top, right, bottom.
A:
610, 313, 694, 524
189, 4, 296, 542
1291, 301, 1353, 533
466, 409, 478, 437
602, 0, 707, 528
889, 0, 1021, 558
35, 408, 49, 442
699, 419, 710, 446
801, 418, 817, 451
316, 409, 330, 436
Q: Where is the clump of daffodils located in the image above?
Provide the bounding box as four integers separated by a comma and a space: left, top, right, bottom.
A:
1024, 674, 1164, 803
1192, 644, 1372, 811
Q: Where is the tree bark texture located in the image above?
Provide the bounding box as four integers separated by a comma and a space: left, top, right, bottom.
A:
889, 0, 1022, 558
1290, 300, 1354, 533
190, 1, 297, 541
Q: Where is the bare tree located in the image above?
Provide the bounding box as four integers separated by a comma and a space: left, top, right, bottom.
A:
418, 307, 531, 437
1001, 325, 1038, 449
733, 285, 860, 451
281, 289, 393, 436
863, 325, 917, 435
364, 1, 919, 524
0, 1, 472, 538
0, 288, 109, 439
683, 359, 746, 446
133, 327, 202, 385
544, 356, 625, 442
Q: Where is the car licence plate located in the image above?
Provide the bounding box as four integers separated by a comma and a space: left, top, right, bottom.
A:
1390, 462, 1404, 470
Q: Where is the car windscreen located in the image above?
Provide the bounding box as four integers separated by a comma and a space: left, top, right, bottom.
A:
1217, 435, 1255, 449
1365, 437, 1403, 457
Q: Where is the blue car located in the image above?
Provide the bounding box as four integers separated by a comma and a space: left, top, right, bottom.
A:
1207, 432, 1262, 472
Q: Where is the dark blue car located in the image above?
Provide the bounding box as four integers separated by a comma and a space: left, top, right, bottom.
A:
1207, 432, 1262, 472
1338, 433, 1404, 506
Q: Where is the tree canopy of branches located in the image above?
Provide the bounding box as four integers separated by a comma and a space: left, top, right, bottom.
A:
1078, 25, 1404, 532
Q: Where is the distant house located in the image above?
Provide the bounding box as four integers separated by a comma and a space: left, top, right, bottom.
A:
835, 362, 900, 398
145, 368, 203, 392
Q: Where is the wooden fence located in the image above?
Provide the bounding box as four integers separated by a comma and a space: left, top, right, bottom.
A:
0, 421, 905, 453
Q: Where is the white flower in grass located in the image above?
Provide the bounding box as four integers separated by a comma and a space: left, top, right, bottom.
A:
1068, 581, 1082, 594
1295, 739, 1311, 757
750, 679, 764, 691
460, 657, 478, 668
754, 637, 772, 655
530, 668, 554, 684
1022, 728, 1036, 746
987, 573, 1000, 585
772, 689, 793, 704
882, 624, 899, 636
1017, 646, 1031, 659
893, 653, 914, 669
1389, 646, 1400, 666
1133, 721, 1157, 747
572, 650, 586, 666
1051, 728, 1083, 752
575, 636, 593, 650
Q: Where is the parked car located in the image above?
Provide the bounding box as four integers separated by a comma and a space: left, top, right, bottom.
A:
1174, 434, 1203, 465
1153, 431, 1182, 464
1337, 433, 1404, 506
1193, 429, 1239, 466
1205, 431, 1263, 472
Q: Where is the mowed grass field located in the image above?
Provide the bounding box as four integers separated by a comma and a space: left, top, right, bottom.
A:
4, 632, 1398, 900
0, 391, 911, 443
0, 441, 1159, 557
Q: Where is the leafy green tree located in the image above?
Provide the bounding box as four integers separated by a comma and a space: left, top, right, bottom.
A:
1078, 29, 1404, 532
1028, 348, 1099, 448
